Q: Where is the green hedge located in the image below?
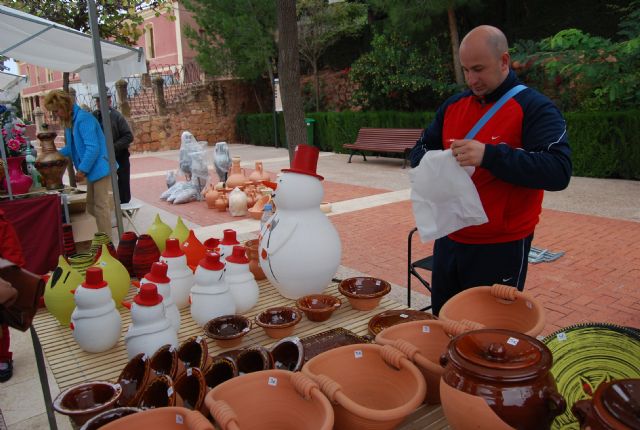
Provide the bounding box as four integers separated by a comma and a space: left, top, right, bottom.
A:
237, 110, 640, 179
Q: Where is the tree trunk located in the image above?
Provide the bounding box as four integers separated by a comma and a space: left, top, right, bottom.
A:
447, 7, 464, 86
277, 0, 307, 162
313, 61, 320, 112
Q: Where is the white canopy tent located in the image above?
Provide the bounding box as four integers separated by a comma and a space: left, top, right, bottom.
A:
0, 70, 27, 103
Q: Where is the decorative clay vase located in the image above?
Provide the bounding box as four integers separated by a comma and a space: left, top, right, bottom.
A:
225, 157, 246, 189
439, 328, 566, 430
93, 244, 131, 308
205, 188, 220, 209
244, 239, 265, 281
170, 216, 189, 244
190, 252, 235, 327
147, 214, 172, 252
70, 267, 122, 353
91, 232, 117, 260
116, 231, 138, 276
161, 238, 195, 309
44, 255, 84, 326
248, 161, 270, 182
69, 253, 96, 277
140, 262, 180, 333
132, 234, 161, 279
180, 230, 206, 272
34, 128, 68, 190
225, 246, 259, 314
62, 223, 76, 257
2, 156, 32, 195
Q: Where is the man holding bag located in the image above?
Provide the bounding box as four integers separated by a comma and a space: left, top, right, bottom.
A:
409, 25, 572, 315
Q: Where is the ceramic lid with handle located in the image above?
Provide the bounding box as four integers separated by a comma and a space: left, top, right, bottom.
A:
597, 379, 640, 429
445, 328, 553, 383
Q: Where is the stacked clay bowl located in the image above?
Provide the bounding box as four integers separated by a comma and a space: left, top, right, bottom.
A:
204, 315, 252, 348
439, 284, 546, 337
79, 407, 141, 430
99, 406, 213, 430
255, 307, 302, 339
205, 369, 334, 430
338, 277, 391, 311
296, 294, 342, 322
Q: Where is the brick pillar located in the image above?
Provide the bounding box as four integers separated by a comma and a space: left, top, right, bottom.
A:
115, 79, 130, 118
152, 76, 167, 116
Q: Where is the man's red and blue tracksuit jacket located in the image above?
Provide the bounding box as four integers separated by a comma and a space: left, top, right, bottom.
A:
409, 70, 572, 244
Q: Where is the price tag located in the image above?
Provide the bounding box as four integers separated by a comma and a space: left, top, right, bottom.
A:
141, 354, 148, 361
526, 301, 533, 309
557, 332, 567, 341
187, 368, 192, 377
268, 376, 278, 386
422, 325, 431, 333
354, 350, 363, 359
176, 414, 184, 425
167, 386, 174, 397
506, 337, 519, 346
170, 346, 176, 353
400, 313, 408, 319
196, 336, 202, 343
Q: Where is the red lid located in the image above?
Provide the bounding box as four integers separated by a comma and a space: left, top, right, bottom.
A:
220, 229, 239, 246
82, 267, 108, 289
204, 237, 220, 251
281, 144, 324, 180
162, 238, 184, 258
134, 283, 164, 306
144, 262, 171, 284
226, 245, 249, 264
198, 251, 225, 271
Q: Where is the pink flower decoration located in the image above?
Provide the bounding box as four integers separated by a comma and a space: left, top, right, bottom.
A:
7, 139, 20, 151
1, 129, 6, 137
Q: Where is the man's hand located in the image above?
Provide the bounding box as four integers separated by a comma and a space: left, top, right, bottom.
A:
75, 171, 86, 183
450, 139, 485, 167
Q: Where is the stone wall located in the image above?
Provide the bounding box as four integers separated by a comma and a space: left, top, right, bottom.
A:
128, 79, 259, 153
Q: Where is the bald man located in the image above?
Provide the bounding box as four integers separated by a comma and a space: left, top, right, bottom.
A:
409, 25, 572, 315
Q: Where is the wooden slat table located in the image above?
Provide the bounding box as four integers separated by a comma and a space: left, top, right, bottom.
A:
32, 279, 449, 428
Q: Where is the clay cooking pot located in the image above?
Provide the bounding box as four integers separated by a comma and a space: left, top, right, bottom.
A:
53, 381, 123, 426
572, 378, 640, 430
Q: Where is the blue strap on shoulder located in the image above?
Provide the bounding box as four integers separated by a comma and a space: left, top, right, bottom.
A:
464, 84, 527, 140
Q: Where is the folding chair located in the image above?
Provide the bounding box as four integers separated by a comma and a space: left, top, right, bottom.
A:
120, 201, 143, 234
407, 227, 433, 311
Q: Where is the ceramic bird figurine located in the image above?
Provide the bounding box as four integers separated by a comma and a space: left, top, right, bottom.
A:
213, 141, 231, 184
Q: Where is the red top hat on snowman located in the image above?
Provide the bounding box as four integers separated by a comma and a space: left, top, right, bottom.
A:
281, 144, 324, 180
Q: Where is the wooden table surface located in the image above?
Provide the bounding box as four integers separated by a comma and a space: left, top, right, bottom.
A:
33, 278, 449, 428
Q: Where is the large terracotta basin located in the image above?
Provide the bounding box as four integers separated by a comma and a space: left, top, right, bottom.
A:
439, 284, 546, 337
205, 369, 334, 430
100, 406, 213, 430
375, 319, 482, 405
302, 343, 426, 430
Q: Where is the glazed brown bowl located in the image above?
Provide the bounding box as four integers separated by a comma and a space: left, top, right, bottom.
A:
296, 294, 342, 322
338, 277, 391, 311
255, 306, 302, 339
79, 407, 141, 430
204, 314, 252, 348
53, 381, 123, 426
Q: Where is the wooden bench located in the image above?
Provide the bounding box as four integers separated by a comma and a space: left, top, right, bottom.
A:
343, 128, 423, 168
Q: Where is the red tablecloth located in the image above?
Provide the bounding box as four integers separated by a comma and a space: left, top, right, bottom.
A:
0, 194, 63, 274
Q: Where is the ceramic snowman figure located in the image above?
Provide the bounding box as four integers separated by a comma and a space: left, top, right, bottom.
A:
259, 144, 341, 299
218, 229, 240, 262
124, 283, 178, 360
160, 238, 194, 309
70, 267, 122, 353
225, 246, 259, 313
190, 252, 236, 326
139, 262, 180, 333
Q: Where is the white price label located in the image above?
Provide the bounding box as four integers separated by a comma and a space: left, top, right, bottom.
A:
169, 346, 176, 352
422, 325, 431, 333
141, 354, 148, 361
196, 336, 202, 343
268, 376, 278, 386
354, 350, 363, 359
400, 313, 408, 319
167, 386, 174, 397
557, 332, 567, 341
506, 337, 519, 346
187, 368, 192, 377
526, 301, 533, 309
176, 414, 184, 425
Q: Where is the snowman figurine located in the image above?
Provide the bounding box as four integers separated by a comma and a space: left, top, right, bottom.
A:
70, 267, 122, 353
124, 283, 178, 360
190, 252, 236, 326
259, 144, 342, 299
140, 262, 180, 333
225, 245, 259, 313
218, 229, 239, 262
160, 238, 194, 309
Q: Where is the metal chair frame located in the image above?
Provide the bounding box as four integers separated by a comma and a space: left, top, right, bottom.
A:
407, 227, 433, 311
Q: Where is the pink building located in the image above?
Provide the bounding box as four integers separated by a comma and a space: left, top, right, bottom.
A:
18, 1, 200, 121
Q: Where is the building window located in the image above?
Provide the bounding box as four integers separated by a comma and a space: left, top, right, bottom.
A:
46, 68, 54, 82
145, 25, 155, 59
36, 67, 42, 84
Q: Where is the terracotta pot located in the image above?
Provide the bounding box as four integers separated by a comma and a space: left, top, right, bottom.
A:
232, 346, 273, 375
439, 328, 566, 430
248, 195, 271, 220
150, 344, 185, 381
302, 343, 426, 430
2, 156, 32, 195
203, 357, 238, 390
79, 407, 141, 430
116, 231, 138, 276
204, 314, 252, 349
99, 407, 213, 430
296, 294, 342, 322
138, 374, 178, 409
205, 188, 220, 209
178, 336, 212, 371
270, 336, 304, 372
34, 129, 68, 190
131, 234, 161, 279
225, 157, 246, 189
338, 277, 391, 311
181, 230, 206, 272
439, 284, 546, 337
244, 239, 265, 280
255, 306, 302, 339
572, 378, 640, 430
53, 381, 123, 426
175, 367, 208, 415
116, 353, 153, 407
205, 369, 334, 430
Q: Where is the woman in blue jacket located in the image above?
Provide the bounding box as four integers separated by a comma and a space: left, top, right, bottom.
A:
44, 90, 113, 240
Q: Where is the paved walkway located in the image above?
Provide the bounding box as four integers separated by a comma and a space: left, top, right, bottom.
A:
2, 144, 639, 429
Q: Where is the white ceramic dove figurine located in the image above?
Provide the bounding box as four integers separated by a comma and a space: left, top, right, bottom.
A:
190, 252, 236, 327
140, 262, 180, 333
160, 238, 195, 309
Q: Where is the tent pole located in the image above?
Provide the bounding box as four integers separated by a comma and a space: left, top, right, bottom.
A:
0, 131, 14, 199
87, 0, 123, 239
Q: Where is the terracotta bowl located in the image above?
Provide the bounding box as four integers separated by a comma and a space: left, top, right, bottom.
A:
338, 277, 391, 311
270, 336, 305, 372
203, 357, 238, 390
99, 407, 213, 430
149, 344, 185, 380
232, 346, 274, 375
178, 336, 212, 371
205, 369, 334, 430
439, 284, 546, 337
174, 367, 208, 415
138, 374, 177, 409
296, 294, 342, 322
302, 343, 426, 430
204, 314, 252, 349
79, 407, 141, 430
53, 381, 123, 426
116, 353, 153, 407
255, 306, 302, 339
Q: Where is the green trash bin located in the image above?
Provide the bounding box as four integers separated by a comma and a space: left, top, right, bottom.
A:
304, 118, 316, 147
